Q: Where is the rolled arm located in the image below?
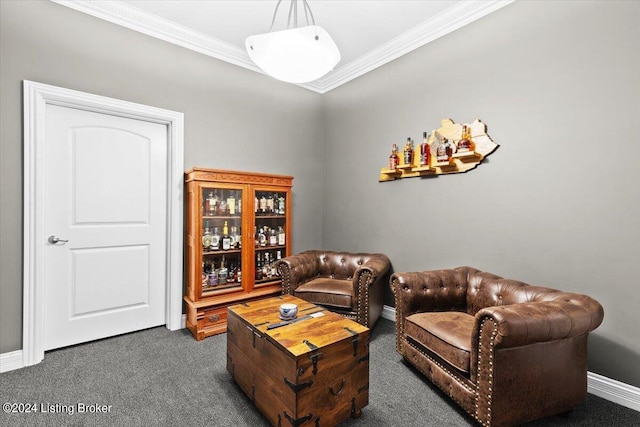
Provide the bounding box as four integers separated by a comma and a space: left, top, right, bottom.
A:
276, 250, 320, 294
353, 254, 391, 287
474, 294, 604, 349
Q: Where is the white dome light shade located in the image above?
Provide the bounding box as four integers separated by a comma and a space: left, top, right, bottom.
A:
246, 25, 340, 84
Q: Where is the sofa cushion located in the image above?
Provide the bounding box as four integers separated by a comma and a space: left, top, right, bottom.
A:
294, 278, 353, 309
405, 311, 474, 374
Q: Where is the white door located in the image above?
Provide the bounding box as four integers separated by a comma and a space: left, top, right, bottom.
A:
43, 105, 168, 351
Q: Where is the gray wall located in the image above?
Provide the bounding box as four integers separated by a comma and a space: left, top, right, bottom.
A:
1, 0, 639, 390
0, 1, 323, 353
322, 0, 640, 387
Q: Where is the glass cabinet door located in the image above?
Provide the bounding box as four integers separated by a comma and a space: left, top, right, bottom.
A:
200, 185, 243, 297
253, 189, 287, 287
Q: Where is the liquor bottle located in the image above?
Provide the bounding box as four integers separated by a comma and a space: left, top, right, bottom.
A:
420, 132, 431, 167
203, 261, 212, 288
255, 253, 263, 280
207, 191, 216, 216
218, 191, 227, 216
230, 226, 241, 249
254, 226, 259, 247
208, 261, 218, 287
258, 227, 267, 247
277, 195, 285, 215
211, 191, 220, 215
263, 252, 270, 278
457, 125, 475, 152
269, 228, 277, 246
277, 226, 285, 246
227, 192, 236, 215
254, 194, 259, 214
218, 256, 228, 285
259, 193, 267, 214
228, 263, 236, 283
403, 137, 414, 165
389, 144, 399, 170
436, 138, 454, 163
202, 224, 213, 250
211, 227, 221, 251
237, 260, 242, 283
266, 193, 274, 214
222, 221, 231, 251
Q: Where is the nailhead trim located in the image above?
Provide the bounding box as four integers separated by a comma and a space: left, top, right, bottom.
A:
474, 317, 498, 427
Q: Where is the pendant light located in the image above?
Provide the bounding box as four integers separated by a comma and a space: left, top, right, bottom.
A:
246, 0, 341, 84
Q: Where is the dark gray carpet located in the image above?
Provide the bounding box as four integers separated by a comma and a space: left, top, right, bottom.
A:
1, 319, 638, 426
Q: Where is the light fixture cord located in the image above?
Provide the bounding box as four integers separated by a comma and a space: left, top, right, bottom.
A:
268, 0, 316, 32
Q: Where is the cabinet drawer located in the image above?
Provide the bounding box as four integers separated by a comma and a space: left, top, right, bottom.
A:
198, 306, 228, 330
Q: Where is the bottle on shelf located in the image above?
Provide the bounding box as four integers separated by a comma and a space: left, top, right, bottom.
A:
266, 193, 274, 214
218, 256, 228, 285
270, 252, 277, 277
258, 227, 267, 247
259, 193, 267, 215
222, 221, 231, 251
207, 191, 216, 216
211, 227, 221, 251
389, 144, 399, 170
277, 226, 285, 246
211, 191, 220, 215
227, 192, 236, 215
255, 253, 263, 280
208, 260, 218, 287
277, 194, 285, 215
275, 251, 282, 277
403, 137, 413, 165
218, 191, 227, 216
457, 125, 475, 153
269, 228, 277, 246
263, 252, 271, 278
254, 194, 259, 214
237, 259, 242, 284
436, 138, 454, 163
231, 226, 241, 249
420, 132, 431, 167
202, 223, 213, 250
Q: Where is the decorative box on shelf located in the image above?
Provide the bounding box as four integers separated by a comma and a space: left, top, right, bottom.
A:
379, 118, 498, 182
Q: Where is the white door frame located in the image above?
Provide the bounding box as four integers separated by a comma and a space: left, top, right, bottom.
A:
22, 80, 184, 367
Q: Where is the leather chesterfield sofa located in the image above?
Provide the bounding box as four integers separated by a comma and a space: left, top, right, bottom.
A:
390, 266, 604, 427
276, 250, 391, 327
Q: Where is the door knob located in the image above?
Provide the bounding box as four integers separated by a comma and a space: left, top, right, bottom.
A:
48, 235, 69, 244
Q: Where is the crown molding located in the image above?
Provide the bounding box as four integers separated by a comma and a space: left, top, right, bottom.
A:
50, 0, 514, 94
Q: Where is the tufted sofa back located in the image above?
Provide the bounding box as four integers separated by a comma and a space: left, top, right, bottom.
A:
459, 266, 599, 318
310, 250, 378, 281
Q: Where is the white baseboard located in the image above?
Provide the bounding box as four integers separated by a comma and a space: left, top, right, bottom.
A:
0, 350, 23, 373
380, 305, 640, 412
181, 313, 186, 329
588, 371, 640, 412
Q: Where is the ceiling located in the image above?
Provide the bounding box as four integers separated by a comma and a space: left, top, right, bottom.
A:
53, 0, 514, 93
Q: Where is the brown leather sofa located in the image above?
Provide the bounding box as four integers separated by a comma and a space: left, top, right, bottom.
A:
390, 266, 604, 427
276, 250, 390, 327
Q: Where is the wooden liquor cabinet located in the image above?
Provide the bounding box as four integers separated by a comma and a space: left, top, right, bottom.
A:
184, 168, 293, 340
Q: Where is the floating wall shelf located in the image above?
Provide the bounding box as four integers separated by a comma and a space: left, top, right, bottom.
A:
379, 118, 498, 182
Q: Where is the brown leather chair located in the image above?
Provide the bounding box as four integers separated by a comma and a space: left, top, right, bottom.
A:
276, 250, 390, 327
390, 266, 604, 427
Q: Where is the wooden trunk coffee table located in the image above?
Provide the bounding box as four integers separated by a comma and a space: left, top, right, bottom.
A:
226, 295, 370, 426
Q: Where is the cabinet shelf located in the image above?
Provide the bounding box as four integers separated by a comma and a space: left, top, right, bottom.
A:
184, 168, 293, 340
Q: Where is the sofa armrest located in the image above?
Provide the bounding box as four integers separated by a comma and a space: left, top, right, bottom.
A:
473, 294, 604, 349
354, 254, 391, 287
275, 250, 320, 294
